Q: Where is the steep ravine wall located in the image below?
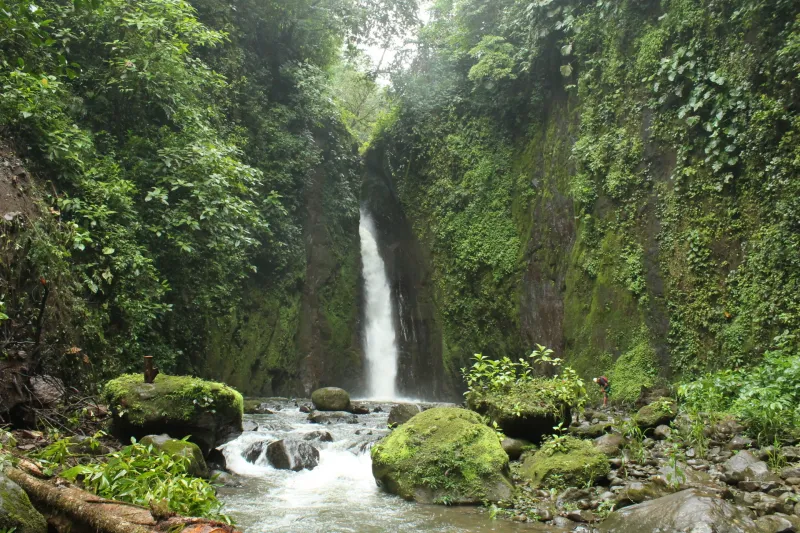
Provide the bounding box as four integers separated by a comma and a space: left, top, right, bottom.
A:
365, 0, 800, 400
363, 148, 454, 400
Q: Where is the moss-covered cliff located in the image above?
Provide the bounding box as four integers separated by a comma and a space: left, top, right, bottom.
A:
368, 0, 800, 398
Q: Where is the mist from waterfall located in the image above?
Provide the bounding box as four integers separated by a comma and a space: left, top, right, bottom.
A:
359, 208, 398, 400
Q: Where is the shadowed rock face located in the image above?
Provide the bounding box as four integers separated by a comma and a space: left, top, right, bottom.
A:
362, 149, 455, 401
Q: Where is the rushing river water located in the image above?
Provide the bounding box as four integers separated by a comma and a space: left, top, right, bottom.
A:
218, 399, 556, 533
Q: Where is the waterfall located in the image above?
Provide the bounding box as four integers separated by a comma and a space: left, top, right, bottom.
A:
359, 208, 398, 399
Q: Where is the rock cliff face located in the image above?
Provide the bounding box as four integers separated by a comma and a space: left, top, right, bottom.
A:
199, 132, 364, 397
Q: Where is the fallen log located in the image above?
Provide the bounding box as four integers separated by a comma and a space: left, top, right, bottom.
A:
5, 467, 238, 533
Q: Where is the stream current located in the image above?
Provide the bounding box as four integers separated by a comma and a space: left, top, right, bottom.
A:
218, 399, 551, 533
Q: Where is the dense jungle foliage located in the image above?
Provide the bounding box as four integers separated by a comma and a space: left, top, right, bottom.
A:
0, 0, 414, 390
369, 0, 800, 402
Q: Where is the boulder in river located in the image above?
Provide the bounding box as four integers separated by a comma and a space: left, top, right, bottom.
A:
371, 407, 513, 504
243, 441, 267, 464
311, 387, 351, 412
308, 411, 357, 424
0, 471, 48, 533
303, 430, 334, 442
104, 374, 244, 456
141, 434, 209, 478
387, 404, 422, 427
465, 381, 571, 442
520, 436, 609, 488
267, 439, 320, 471
597, 488, 758, 533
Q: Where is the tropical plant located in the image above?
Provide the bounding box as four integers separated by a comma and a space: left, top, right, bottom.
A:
62, 440, 230, 522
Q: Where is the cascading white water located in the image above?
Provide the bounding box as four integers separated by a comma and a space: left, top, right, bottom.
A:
359, 208, 399, 399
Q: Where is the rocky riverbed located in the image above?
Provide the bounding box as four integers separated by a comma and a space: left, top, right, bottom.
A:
218, 395, 800, 533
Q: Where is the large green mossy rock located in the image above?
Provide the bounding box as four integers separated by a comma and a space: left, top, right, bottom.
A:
520, 436, 610, 488
104, 374, 243, 455
371, 407, 513, 504
466, 381, 571, 442
311, 387, 351, 412
141, 434, 209, 478
0, 472, 47, 533
634, 397, 677, 430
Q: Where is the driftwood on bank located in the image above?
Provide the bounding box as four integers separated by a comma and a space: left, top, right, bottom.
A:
5, 467, 239, 533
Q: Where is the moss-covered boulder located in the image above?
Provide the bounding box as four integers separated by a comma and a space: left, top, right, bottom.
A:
521, 436, 610, 488
371, 407, 513, 504
466, 381, 571, 442
0, 472, 47, 533
141, 434, 209, 478
634, 398, 677, 430
311, 387, 351, 412
104, 374, 243, 456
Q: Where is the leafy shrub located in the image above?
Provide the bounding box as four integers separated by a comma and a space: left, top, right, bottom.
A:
679, 338, 800, 444
463, 345, 587, 412
63, 440, 230, 522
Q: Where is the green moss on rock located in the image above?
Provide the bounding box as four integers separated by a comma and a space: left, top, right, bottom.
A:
371, 407, 513, 504
520, 436, 610, 488
634, 398, 677, 429
0, 472, 47, 533
104, 374, 243, 455
311, 387, 351, 412
466, 380, 571, 442
608, 339, 658, 404
141, 434, 209, 478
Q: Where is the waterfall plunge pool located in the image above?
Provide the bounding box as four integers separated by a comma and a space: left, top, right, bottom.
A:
218, 399, 558, 533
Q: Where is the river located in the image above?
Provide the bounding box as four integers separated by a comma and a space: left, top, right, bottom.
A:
218, 399, 554, 533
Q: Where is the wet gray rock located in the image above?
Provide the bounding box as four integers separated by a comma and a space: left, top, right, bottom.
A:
598, 489, 758, 533
308, 411, 357, 424
501, 437, 531, 460
387, 404, 422, 427
614, 481, 669, 507
0, 472, 48, 533
595, 433, 625, 456
243, 420, 259, 432
727, 435, 756, 451
243, 441, 267, 463
780, 447, 800, 461
303, 430, 334, 442
724, 450, 760, 483
755, 514, 795, 533
780, 466, 800, 480
266, 439, 320, 471
351, 404, 370, 415
653, 425, 671, 440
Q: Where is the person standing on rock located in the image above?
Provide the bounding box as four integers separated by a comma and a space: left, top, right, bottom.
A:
593, 376, 610, 407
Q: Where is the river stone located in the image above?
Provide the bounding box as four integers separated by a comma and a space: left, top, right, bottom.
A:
466, 380, 571, 442
303, 430, 334, 442
388, 404, 422, 427
371, 407, 513, 504
634, 397, 677, 429
723, 450, 766, 484
614, 481, 670, 507
653, 424, 672, 440
30, 375, 64, 407
755, 514, 795, 533
570, 422, 613, 439
501, 437, 531, 460
267, 439, 320, 471
520, 436, 610, 488
594, 433, 625, 456
0, 472, 47, 533
104, 374, 243, 456
727, 435, 755, 451
598, 489, 758, 533
308, 411, 357, 424
311, 387, 351, 412
243, 441, 267, 463
141, 434, 209, 478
